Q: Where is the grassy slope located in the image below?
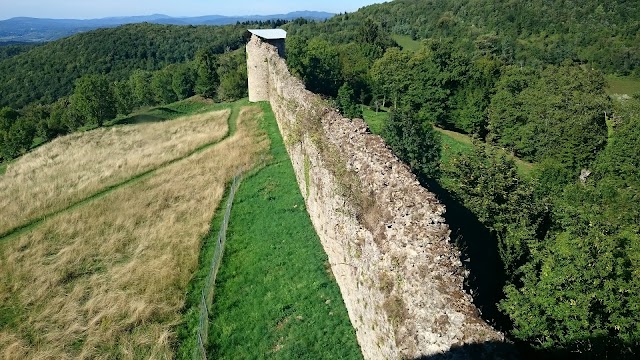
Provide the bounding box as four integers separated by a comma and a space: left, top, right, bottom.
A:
361, 109, 534, 175
362, 107, 387, 135
606, 75, 640, 96
391, 34, 422, 51
208, 102, 362, 359
0, 101, 265, 358
0, 98, 247, 239
109, 96, 230, 126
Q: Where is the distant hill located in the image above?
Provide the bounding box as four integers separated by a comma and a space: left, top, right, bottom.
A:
0, 23, 248, 108
0, 11, 334, 42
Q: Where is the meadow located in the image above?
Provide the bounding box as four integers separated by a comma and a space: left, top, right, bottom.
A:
0, 101, 266, 359
1, 99, 362, 359
0, 102, 230, 237
605, 75, 640, 96
391, 34, 422, 52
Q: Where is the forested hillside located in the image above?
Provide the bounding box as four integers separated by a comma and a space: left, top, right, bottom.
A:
284, 0, 640, 358
0, 42, 40, 62
288, 0, 640, 75
0, 22, 253, 163
0, 23, 247, 108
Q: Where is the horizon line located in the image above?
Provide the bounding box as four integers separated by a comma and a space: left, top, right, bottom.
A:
0, 10, 339, 22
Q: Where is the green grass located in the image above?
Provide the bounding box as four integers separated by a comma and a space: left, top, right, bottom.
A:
606, 75, 640, 96
0, 302, 22, 331
207, 102, 362, 359
435, 127, 534, 176
392, 34, 422, 51
0, 162, 6, 175
175, 173, 238, 360
361, 107, 388, 135
437, 127, 475, 166
109, 96, 237, 126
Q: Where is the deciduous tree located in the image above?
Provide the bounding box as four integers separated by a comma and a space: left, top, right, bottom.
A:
70, 74, 116, 127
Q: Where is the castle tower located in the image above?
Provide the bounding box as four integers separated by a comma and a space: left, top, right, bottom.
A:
246, 29, 286, 102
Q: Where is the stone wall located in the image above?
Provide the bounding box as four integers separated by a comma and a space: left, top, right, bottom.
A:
247, 36, 270, 102
246, 35, 506, 359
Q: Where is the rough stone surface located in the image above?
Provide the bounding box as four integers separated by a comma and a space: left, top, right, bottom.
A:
246, 35, 506, 360
247, 35, 270, 102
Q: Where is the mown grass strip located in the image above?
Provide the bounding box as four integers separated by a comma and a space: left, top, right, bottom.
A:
0, 100, 247, 243
207, 102, 362, 359
175, 175, 242, 360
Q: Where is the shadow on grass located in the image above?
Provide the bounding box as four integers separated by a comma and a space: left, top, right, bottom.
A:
112, 107, 181, 126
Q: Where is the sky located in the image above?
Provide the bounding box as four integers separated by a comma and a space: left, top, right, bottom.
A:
0, 0, 389, 20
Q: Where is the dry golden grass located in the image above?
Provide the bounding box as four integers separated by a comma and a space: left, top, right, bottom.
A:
0, 106, 268, 359
0, 110, 230, 235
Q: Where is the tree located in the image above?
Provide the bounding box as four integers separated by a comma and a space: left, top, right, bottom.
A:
448, 56, 502, 135
0, 107, 20, 161
336, 83, 362, 118
0, 107, 19, 132
172, 64, 196, 100
501, 182, 640, 357
21, 104, 51, 141
151, 68, 178, 105
216, 49, 248, 101
442, 143, 545, 276
44, 98, 71, 138
370, 48, 412, 108
382, 108, 441, 180
113, 80, 135, 115
403, 40, 468, 127
593, 97, 640, 188
195, 49, 219, 98
129, 69, 155, 107
69, 74, 116, 127
1, 117, 36, 160
285, 35, 308, 79
302, 38, 343, 96
337, 43, 374, 104
487, 65, 610, 170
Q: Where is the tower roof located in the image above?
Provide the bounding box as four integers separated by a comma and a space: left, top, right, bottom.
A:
248, 29, 287, 40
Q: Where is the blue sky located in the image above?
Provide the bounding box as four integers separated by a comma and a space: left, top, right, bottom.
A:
0, 0, 389, 20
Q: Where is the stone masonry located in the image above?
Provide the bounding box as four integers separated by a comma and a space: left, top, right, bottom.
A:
246, 34, 507, 359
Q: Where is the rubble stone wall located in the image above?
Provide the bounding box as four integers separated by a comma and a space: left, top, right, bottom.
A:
246, 34, 504, 359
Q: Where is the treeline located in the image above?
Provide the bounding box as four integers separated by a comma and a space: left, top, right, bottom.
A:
284, 1, 639, 357
286, 0, 640, 76
0, 23, 248, 108
451, 95, 640, 357
0, 47, 247, 161
236, 19, 289, 28
286, 27, 611, 180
